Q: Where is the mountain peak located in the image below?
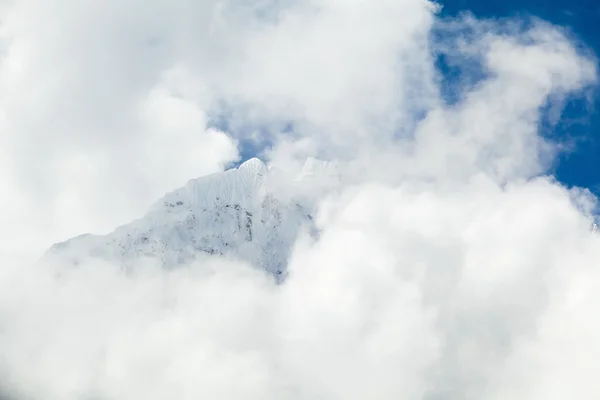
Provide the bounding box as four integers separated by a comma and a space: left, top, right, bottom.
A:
238, 157, 267, 172
44, 157, 318, 276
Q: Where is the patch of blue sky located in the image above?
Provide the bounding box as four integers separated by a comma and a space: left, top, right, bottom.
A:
437, 0, 600, 193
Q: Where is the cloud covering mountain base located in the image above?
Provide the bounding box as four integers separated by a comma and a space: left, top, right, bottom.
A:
2, 177, 600, 399
0, 0, 599, 399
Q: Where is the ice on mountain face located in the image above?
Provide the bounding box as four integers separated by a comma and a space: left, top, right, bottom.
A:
44, 158, 320, 277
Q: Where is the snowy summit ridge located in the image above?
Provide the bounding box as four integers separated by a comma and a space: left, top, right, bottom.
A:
45, 158, 327, 276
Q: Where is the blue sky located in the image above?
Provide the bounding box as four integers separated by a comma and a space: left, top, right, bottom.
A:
439, 0, 600, 193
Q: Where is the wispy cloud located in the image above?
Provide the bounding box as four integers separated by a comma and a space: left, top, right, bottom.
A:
0, 0, 598, 399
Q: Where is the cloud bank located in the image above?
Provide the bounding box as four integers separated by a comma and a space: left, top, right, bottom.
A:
0, 0, 599, 399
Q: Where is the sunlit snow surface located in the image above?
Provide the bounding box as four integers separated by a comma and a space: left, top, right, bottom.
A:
44, 158, 339, 276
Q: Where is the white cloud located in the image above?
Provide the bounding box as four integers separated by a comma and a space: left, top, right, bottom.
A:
0, 0, 240, 259
0, 0, 599, 399
2, 178, 600, 399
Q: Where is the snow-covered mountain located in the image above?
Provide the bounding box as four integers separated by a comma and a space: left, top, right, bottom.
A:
44, 158, 339, 276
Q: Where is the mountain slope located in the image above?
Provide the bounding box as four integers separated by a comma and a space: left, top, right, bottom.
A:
44, 158, 331, 276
